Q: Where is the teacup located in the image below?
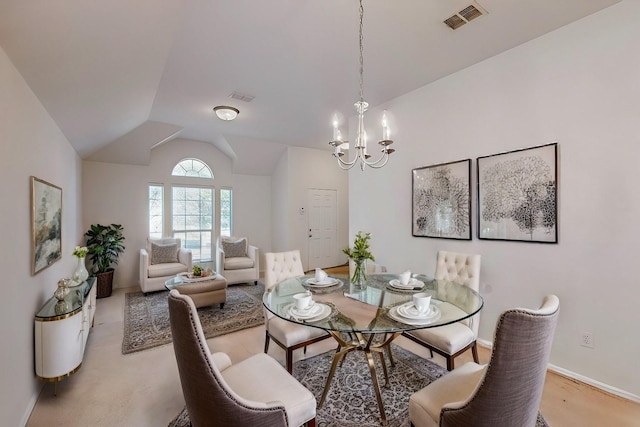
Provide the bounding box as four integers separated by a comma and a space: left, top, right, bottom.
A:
412, 292, 432, 314
293, 292, 313, 311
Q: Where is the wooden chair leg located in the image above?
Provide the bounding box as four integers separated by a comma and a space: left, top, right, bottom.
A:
264, 332, 271, 353
471, 341, 479, 363
287, 348, 294, 373
306, 417, 317, 427
446, 356, 454, 371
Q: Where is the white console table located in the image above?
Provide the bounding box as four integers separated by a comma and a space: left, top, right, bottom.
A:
34, 277, 96, 393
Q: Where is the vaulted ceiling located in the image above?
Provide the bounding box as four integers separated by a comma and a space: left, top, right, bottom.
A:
0, 0, 619, 174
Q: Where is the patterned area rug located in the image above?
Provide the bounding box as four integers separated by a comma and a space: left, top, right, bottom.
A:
122, 283, 265, 354
168, 344, 549, 426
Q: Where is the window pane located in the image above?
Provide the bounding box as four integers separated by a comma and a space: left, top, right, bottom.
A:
172, 185, 214, 262
220, 188, 232, 237
148, 184, 163, 239
172, 158, 213, 178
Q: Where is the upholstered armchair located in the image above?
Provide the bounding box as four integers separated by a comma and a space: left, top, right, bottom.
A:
168, 290, 317, 427
139, 237, 192, 294
409, 295, 560, 427
216, 236, 259, 286
263, 250, 332, 372
403, 250, 481, 370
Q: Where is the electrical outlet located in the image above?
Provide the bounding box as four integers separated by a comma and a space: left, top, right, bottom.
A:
580, 332, 594, 348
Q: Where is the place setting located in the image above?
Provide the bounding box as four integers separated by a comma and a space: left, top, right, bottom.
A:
304, 268, 344, 289
388, 292, 441, 326
287, 291, 332, 322
387, 270, 426, 292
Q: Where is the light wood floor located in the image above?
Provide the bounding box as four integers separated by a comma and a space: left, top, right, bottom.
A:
27, 269, 640, 426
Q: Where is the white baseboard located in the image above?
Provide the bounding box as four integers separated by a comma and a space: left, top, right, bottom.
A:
476, 338, 640, 404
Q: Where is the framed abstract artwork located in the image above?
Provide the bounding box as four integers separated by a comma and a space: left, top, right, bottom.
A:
31, 176, 62, 274
477, 142, 558, 243
412, 159, 471, 240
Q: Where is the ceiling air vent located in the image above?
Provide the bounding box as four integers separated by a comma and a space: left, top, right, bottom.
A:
229, 91, 255, 102
443, 3, 487, 30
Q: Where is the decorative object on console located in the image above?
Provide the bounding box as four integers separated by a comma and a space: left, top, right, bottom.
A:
412, 159, 472, 240
31, 176, 62, 275
342, 231, 375, 286
70, 246, 89, 285
328, 0, 396, 171
85, 223, 125, 298
477, 142, 558, 243
53, 278, 70, 301
213, 105, 239, 121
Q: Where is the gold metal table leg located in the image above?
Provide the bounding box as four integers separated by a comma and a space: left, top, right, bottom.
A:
318, 330, 401, 426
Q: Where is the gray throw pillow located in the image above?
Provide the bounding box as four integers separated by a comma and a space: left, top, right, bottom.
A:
222, 238, 247, 258
151, 243, 179, 264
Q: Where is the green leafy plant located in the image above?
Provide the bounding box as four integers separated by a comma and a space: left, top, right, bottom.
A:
85, 224, 125, 274
343, 231, 375, 285
342, 231, 375, 263
192, 264, 202, 276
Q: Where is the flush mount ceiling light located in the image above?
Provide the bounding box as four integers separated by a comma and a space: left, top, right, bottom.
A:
213, 106, 239, 121
328, 0, 395, 171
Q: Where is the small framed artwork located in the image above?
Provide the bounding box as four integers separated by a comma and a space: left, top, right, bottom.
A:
31, 176, 62, 274
477, 142, 558, 243
412, 159, 471, 240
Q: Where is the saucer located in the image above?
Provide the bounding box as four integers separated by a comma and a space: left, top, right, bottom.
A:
388, 304, 441, 325
305, 277, 342, 287
388, 278, 425, 290
288, 303, 331, 321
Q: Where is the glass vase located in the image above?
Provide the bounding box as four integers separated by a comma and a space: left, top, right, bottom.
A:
351, 259, 367, 288
71, 256, 89, 285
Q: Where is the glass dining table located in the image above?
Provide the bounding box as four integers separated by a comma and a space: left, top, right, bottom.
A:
262, 272, 483, 425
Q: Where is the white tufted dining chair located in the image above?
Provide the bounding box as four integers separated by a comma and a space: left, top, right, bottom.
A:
403, 251, 481, 370
263, 250, 332, 373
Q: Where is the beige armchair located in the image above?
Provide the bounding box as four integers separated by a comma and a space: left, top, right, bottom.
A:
403, 251, 481, 370
139, 237, 192, 294
216, 236, 259, 286
409, 295, 559, 427
168, 290, 317, 427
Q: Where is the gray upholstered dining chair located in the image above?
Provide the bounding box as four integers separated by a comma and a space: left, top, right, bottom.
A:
263, 250, 332, 372
409, 294, 560, 427
403, 250, 481, 370
168, 289, 317, 427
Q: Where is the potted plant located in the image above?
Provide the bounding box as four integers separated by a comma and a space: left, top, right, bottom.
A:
343, 231, 375, 286
85, 223, 125, 298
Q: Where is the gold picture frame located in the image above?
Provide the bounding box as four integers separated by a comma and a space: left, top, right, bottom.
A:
31, 176, 62, 274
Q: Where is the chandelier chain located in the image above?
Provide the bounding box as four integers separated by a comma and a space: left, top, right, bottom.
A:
359, 0, 364, 103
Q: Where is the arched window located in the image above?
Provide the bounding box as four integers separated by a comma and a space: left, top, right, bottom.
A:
171, 158, 213, 178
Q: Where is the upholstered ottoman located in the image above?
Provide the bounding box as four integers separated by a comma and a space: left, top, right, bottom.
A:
165, 274, 228, 309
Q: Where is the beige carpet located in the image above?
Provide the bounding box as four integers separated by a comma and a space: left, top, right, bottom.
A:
122, 283, 265, 354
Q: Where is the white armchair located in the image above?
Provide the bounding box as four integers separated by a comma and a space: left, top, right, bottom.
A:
216, 236, 259, 286
139, 237, 192, 294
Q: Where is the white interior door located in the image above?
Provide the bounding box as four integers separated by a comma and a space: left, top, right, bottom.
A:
308, 189, 337, 270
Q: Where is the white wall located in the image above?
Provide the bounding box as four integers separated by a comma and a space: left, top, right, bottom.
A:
0, 46, 84, 426
82, 138, 272, 288
348, 0, 640, 397
288, 147, 349, 270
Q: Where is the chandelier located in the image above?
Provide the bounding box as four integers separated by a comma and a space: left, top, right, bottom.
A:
329, 0, 395, 171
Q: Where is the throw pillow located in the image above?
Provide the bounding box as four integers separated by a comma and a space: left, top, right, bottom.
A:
151, 242, 179, 265
222, 238, 247, 258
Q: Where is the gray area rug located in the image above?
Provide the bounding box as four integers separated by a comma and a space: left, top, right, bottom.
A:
122, 283, 265, 354
168, 344, 550, 426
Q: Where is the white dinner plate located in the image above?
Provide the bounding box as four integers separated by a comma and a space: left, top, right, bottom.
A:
288, 303, 332, 321
388, 278, 425, 290
305, 277, 342, 287
388, 304, 441, 325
